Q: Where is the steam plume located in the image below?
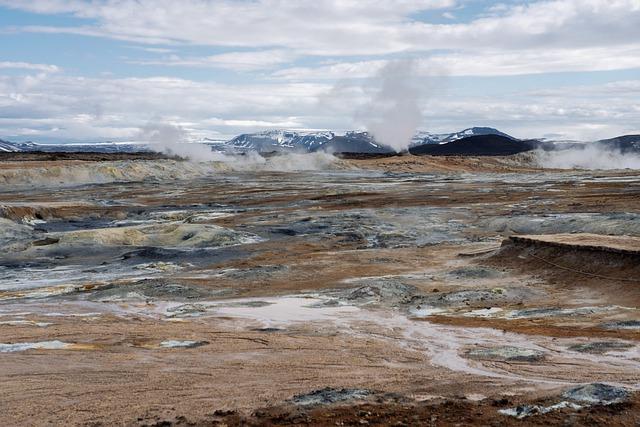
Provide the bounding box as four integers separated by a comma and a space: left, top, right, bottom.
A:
139, 123, 219, 162
360, 59, 424, 152
535, 144, 640, 170
140, 122, 339, 171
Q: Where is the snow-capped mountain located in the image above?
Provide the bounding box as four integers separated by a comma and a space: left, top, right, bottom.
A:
29, 142, 151, 153
224, 127, 516, 154
0, 139, 150, 153
0, 139, 17, 152
315, 131, 391, 154
0, 139, 38, 152
410, 127, 515, 147
225, 130, 393, 154
18, 127, 634, 156
225, 130, 337, 152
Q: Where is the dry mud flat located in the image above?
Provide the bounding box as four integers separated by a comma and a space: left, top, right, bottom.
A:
1, 154, 640, 426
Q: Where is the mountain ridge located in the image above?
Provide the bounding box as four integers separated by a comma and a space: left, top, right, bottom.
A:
3, 129, 639, 156
224, 127, 512, 154
409, 134, 535, 156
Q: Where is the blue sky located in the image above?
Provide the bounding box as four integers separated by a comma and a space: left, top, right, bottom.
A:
0, 0, 639, 143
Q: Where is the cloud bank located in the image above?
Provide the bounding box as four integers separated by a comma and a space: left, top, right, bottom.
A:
1, 0, 640, 142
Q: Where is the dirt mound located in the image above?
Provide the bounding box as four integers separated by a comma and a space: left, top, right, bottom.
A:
485, 234, 640, 306
465, 346, 545, 362
509, 234, 640, 255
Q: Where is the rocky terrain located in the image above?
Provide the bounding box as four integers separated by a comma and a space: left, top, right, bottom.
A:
0, 153, 639, 426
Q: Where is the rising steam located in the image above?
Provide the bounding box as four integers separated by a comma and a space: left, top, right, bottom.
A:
535, 144, 640, 170
139, 123, 220, 161
140, 122, 339, 171
360, 60, 424, 152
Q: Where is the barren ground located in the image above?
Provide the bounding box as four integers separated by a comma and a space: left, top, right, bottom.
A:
1, 154, 639, 426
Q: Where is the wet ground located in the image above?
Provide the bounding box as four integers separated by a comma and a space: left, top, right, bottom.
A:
1, 155, 640, 425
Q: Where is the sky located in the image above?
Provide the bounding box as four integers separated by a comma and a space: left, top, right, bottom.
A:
0, 0, 639, 143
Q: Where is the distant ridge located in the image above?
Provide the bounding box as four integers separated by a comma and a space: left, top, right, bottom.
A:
314, 132, 391, 154
0, 139, 17, 152
0, 139, 149, 154
409, 134, 534, 156
224, 127, 516, 154
0, 127, 517, 155
411, 127, 515, 146
6, 128, 637, 156
596, 135, 640, 154
0, 139, 38, 152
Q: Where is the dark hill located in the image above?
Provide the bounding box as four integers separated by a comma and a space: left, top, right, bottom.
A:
409, 134, 534, 156
596, 135, 640, 154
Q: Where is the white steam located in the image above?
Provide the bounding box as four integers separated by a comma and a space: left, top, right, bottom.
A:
139, 123, 220, 162
225, 151, 339, 172
360, 60, 424, 152
140, 122, 339, 171
535, 144, 640, 170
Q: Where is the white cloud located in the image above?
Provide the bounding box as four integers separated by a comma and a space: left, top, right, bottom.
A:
0, 62, 60, 73
417, 79, 640, 140
200, 118, 305, 128
3, 0, 640, 56
127, 46, 174, 54
0, 72, 332, 140
131, 50, 297, 71
1, 0, 457, 54
0, 69, 638, 142
1, 0, 640, 142
273, 44, 640, 79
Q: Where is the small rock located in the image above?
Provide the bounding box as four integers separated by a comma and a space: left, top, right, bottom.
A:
291, 387, 372, 406
499, 401, 582, 419
251, 327, 283, 333
600, 320, 640, 330
159, 340, 208, 349
568, 341, 633, 354
465, 346, 545, 362
563, 383, 629, 405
